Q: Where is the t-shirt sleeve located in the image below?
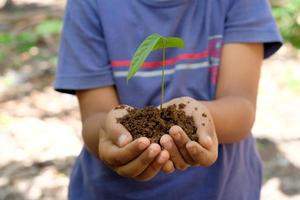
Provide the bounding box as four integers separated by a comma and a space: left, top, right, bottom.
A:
223, 0, 283, 58
54, 0, 114, 94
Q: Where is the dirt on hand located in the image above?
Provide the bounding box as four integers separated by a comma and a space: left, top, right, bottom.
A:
117, 104, 197, 144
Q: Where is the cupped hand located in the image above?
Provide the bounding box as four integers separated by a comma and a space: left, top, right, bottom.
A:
159, 97, 218, 171
98, 105, 172, 181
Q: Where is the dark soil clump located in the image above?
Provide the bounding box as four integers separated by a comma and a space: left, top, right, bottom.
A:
117, 104, 197, 143
178, 103, 186, 110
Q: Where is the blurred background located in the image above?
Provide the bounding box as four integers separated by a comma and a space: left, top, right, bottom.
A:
0, 0, 299, 199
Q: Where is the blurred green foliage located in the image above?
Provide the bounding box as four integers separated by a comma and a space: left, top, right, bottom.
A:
35, 19, 62, 36
0, 19, 62, 53
0, 18, 62, 69
272, 0, 300, 49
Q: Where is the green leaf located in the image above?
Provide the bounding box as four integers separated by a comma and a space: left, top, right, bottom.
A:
35, 19, 62, 37
127, 33, 162, 82
152, 37, 185, 51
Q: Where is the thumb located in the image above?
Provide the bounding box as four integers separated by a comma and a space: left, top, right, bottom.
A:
104, 105, 134, 147
197, 129, 213, 150
110, 123, 133, 147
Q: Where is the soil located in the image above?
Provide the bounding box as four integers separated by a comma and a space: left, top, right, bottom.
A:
117, 104, 197, 144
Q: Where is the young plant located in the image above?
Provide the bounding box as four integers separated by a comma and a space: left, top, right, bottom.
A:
127, 33, 185, 109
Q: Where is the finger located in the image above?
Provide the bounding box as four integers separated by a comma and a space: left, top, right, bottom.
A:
160, 134, 189, 170
115, 143, 161, 178
111, 122, 133, 147
105, 115, 133, 147
186, 141, 218, 167
99, 136, 150, 166
135, 150, 170, 181
162, 160, 175, 174
197, 129, 214, 150
105, 106, 134, 147
169, 126, 194, 164
192, 110, 216, 150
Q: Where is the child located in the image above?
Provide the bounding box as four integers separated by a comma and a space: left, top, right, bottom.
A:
55, 0, 282, 199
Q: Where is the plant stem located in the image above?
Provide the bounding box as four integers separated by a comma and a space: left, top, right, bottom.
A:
160, 38, 166, 110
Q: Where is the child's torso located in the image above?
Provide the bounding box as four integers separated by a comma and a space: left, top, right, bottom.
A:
98, 0, 224, 107
69, 1, 262, 199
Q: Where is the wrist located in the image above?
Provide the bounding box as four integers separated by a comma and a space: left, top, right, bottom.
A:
199, 96, 256, 143
82, 112, 109, 158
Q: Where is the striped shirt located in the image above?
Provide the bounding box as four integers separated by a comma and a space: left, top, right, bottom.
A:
55, 0, 282, 199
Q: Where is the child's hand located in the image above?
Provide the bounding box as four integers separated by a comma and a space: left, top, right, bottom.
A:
98, 105, 171, 181
160, 97, 218, 170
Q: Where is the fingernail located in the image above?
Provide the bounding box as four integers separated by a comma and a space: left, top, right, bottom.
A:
172, 132, 180, 140
118, 134, 128, 146
163, 141, 172, 149
138, 140, 148, 150
149, 148, 157, 158
200, 133, 213, 149
204, 133, 213, 144
206, 135, 212, 144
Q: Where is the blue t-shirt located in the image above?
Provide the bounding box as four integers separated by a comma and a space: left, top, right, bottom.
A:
55, 0, 282, 199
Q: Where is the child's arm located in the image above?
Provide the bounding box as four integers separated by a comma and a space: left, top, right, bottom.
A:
203, 43, 263, 143
160, 43, 263, 169
76, 86, 172, 181
77, 86, 119, 155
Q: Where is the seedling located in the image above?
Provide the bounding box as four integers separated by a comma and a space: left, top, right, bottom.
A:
127, 33, 185, 109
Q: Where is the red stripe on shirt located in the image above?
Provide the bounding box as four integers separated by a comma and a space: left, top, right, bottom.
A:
111, 51, 208, 68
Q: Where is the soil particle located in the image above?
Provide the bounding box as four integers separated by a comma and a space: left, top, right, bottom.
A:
117, 104, 197, 143
202, 113, 207, 117
178, 103, 186, 110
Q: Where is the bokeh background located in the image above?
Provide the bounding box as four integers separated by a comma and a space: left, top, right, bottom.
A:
0, 0, 299, 199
